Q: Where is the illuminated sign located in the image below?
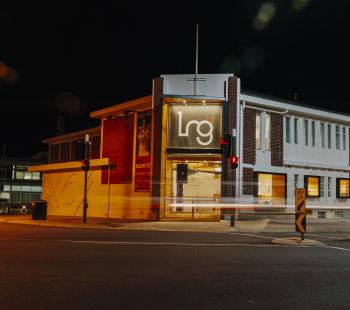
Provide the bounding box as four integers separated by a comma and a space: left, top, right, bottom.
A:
167, 105, 222, 149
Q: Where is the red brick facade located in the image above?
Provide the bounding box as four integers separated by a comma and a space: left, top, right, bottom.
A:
271, 114, 284, 166
243, 167, 254, 195
221, 76, 238, 199
151, 77, 163, 219
243, 108, 256, 164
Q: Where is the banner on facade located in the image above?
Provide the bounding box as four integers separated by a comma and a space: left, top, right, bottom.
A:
167, 105, 222, 149
134, 114, 152, 192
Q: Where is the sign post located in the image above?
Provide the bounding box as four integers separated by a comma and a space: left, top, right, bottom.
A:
295, 188, 306, 240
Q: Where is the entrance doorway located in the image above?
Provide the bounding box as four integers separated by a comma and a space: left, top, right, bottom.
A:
165, 158, 221, 219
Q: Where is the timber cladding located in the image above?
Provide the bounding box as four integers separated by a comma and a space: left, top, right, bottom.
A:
271, 113, 283, 166
243, 108, 256, 164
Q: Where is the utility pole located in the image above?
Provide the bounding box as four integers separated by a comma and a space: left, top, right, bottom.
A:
82, 134, 90, 224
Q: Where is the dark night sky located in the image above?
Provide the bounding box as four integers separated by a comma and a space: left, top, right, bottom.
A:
1, 0, 350, 157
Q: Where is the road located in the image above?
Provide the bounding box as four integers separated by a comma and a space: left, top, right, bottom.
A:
1, 223, 350, 309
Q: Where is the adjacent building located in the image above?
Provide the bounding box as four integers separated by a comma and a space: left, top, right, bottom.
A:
29, 74, 350, 220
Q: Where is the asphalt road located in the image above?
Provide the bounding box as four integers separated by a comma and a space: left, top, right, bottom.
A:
1, 223, 350, 310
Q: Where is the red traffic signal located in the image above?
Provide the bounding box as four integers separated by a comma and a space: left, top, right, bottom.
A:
220, 135, 232, 154
230, 155, 239, 169
81, 159, 90, 171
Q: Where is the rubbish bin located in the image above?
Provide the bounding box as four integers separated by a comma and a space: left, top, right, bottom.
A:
31, 200, 47, 220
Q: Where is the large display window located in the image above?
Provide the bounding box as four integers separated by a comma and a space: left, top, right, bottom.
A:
336, 178, 350, 198
255, 172, 286, 205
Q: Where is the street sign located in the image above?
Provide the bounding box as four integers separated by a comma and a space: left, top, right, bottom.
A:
295, 188, 306, 235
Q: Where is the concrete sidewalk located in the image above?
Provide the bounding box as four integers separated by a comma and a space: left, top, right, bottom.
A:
1, 215, 350, 233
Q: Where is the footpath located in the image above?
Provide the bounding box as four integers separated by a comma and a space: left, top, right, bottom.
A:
1, 215, 350, 234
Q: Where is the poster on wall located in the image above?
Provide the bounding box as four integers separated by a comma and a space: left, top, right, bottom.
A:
134, 114, 152, 192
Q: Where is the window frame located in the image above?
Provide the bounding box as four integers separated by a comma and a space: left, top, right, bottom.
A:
343, 126, 347, 151
327, 124, 332, 149
304, 175, 321, 198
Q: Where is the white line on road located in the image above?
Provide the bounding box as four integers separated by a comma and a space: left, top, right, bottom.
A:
229, 233, 274, 239
305, 233, 345, 240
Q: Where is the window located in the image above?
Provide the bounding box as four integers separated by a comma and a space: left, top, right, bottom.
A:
256, 112, 270, 151
15, 170, 24, 180
32, 172, 41, 180
304, 175, 320, 197
336, 125, 340, 150
328, 177, 332, 197
256, 112, 261, 149
294, 175, 299, 190
294, 118, 298, 144
320, 123, 325, 148
343, 127, 347, 151
264, 113, 271, 150
304, 119, 308, 146
320, 176, 324, 197
311, 121, 315, 146
336, 178, 350, 198
286, 117, 291, 143
328, 124, 331, 149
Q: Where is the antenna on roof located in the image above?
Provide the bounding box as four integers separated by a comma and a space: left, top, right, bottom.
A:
194, 24, 199, 96
187, 24, 205, 96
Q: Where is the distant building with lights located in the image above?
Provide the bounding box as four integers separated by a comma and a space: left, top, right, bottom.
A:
29, 74, 350, 220
0, 156, 45, 213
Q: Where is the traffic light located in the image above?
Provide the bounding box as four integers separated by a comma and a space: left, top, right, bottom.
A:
81, 159, 90, 171
230, 155, 239, 169
220, 134, 231, 155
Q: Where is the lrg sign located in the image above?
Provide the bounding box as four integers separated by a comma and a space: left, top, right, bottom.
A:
167, 105, 222, 149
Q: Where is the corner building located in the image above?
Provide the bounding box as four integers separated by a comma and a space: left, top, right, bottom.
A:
29, 74, 350, 220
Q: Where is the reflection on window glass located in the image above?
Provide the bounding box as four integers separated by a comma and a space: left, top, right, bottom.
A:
306, 176, 319, 197
264, 114, 270, 150
320, 176, 324, 197
338, 179, 350, 198
256, 112, 261, 149
311, 121, 315, 146
304, 119, 309, 146
343, 127, 346, 151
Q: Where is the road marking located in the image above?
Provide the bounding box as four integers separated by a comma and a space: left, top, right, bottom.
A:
305, 233, 344, 240
229, 233, 274, 239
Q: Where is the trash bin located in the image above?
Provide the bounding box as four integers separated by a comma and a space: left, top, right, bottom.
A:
31, 200, 47, 220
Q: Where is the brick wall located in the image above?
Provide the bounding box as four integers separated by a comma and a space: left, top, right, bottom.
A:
271, 113, 283, 166
243, 167, 254, 195
243, 108, 256, 164
151, 77, 163, 219
221, 76, 237, 199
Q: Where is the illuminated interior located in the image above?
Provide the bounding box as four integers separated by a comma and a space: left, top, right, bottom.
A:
170, 160, 221, 213
306, 176, 319, 197
257, 173, 286, 205
339, 179, 350, 198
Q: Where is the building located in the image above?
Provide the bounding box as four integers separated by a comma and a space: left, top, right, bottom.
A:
0, 156, 45, 213
29, 74, 350, 220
